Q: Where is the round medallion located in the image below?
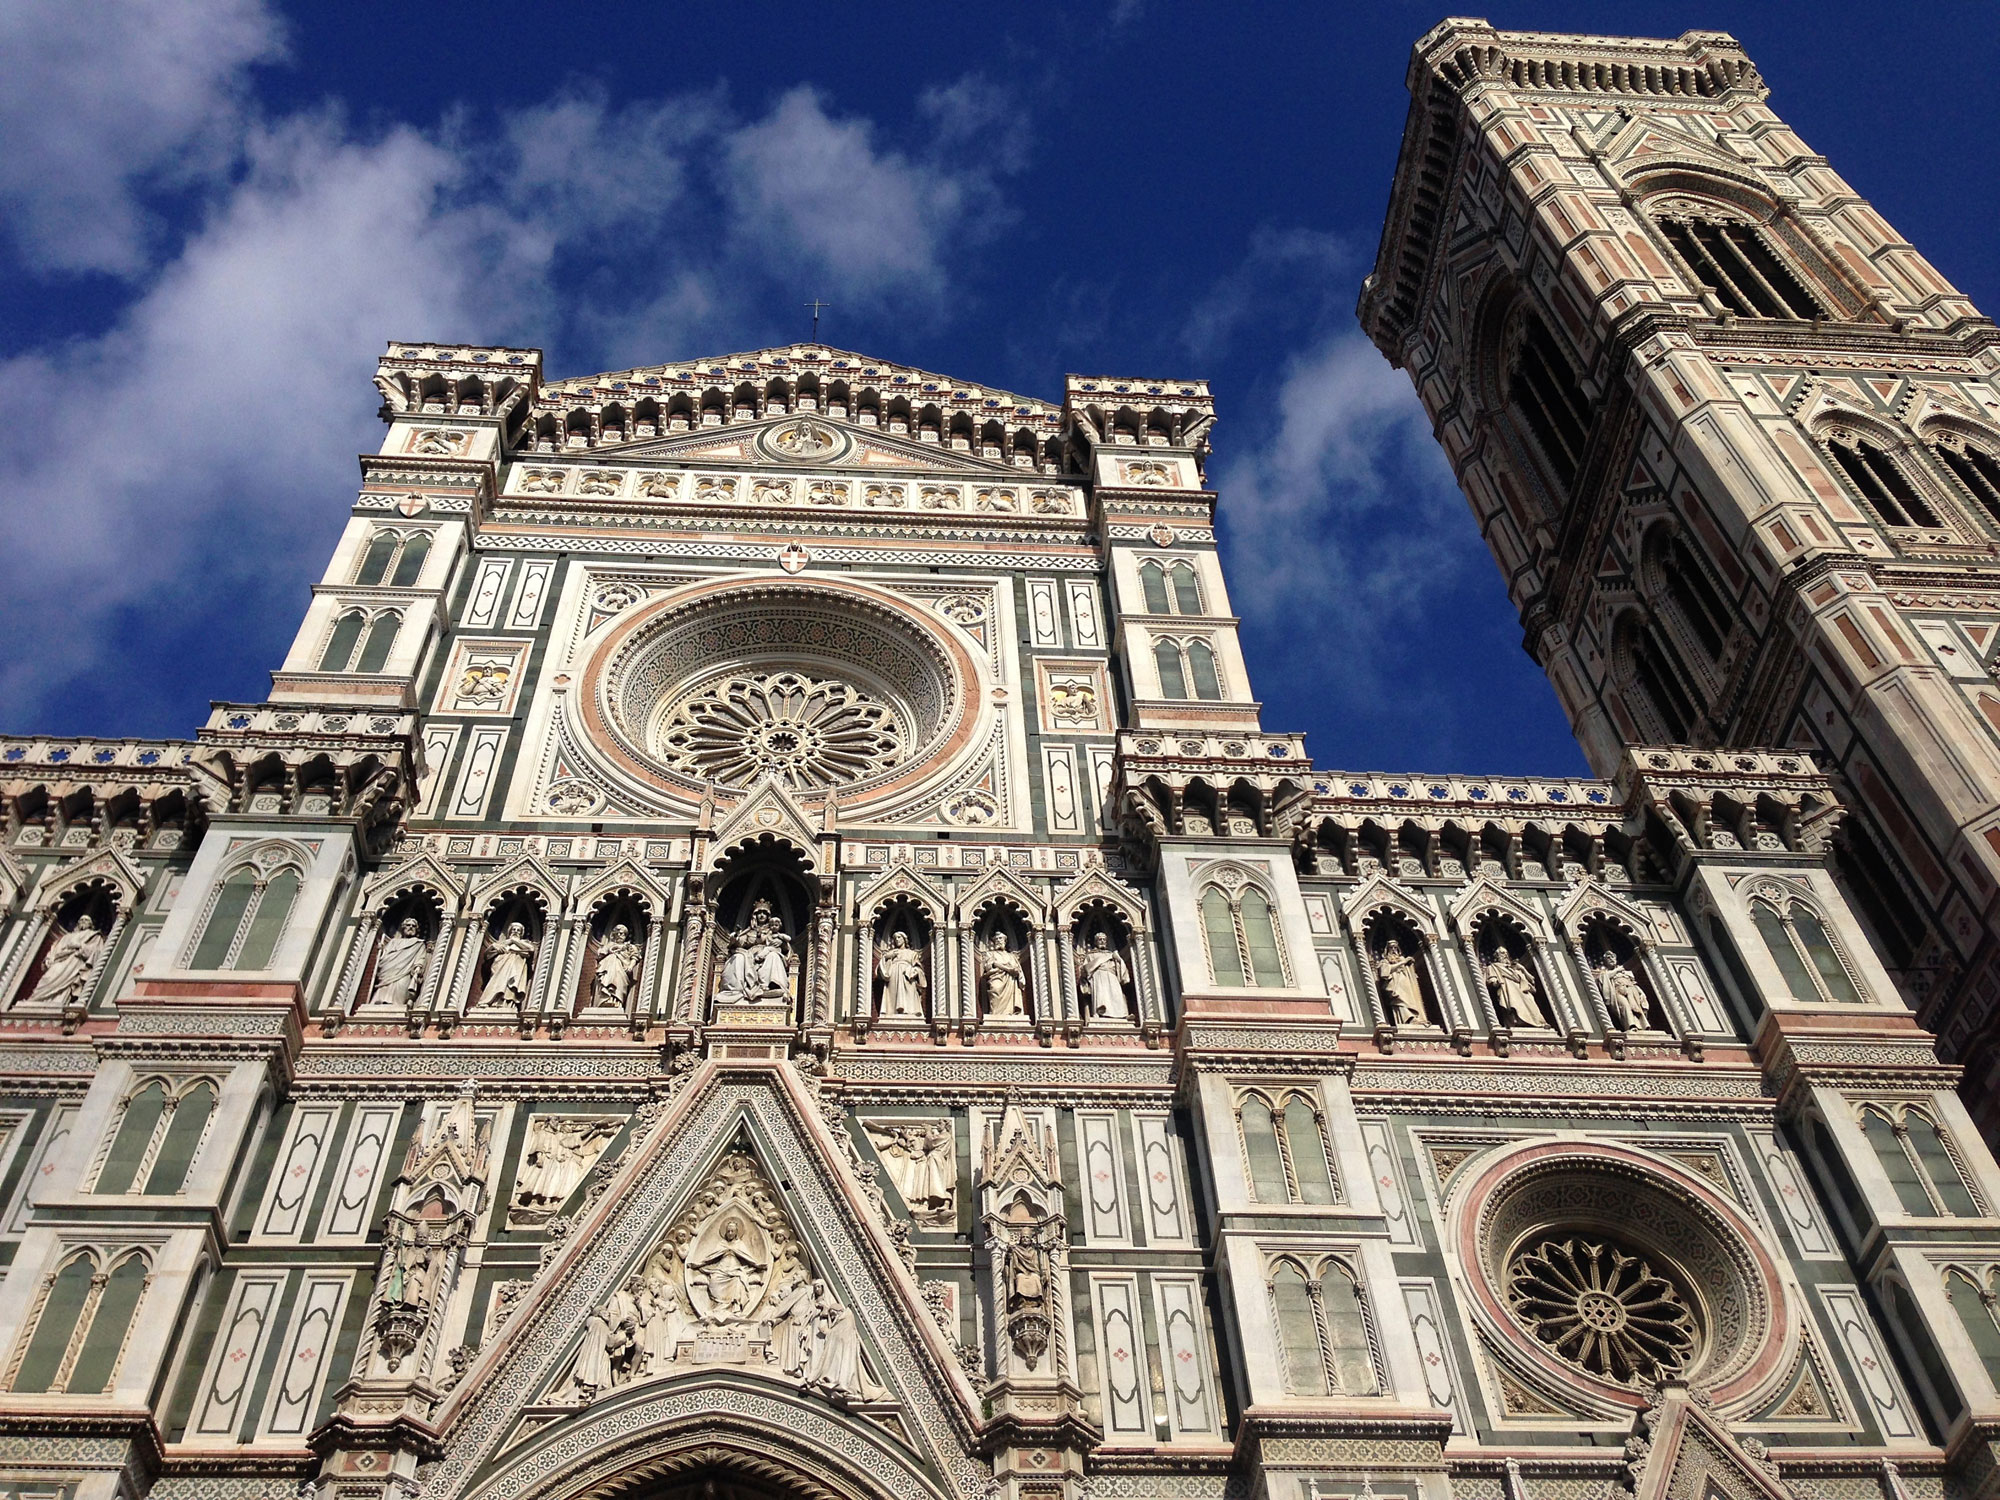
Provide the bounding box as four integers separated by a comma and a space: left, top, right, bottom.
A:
760, 418, 848, 463
1507, 1235, 1696, 1385
656, 670, 904, 791
577, 577, 984, 813
1451, 1140, 1793, 1416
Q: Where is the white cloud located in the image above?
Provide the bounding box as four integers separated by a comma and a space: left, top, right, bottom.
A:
0, 0, 284, 275
0, 55, 1025, 726
724, 85, 1005, 303
1214, 329, 1487, 698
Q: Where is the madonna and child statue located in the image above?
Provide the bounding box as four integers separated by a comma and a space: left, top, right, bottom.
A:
714, 898, 795, 1011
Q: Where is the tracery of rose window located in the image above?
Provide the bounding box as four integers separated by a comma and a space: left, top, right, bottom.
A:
655, 669, 905, 790
1506, 1235, 1696, 1385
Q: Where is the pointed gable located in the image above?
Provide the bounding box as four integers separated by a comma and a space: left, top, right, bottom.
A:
422, 1061, 984, 1500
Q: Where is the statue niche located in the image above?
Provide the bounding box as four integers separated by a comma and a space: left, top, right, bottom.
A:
16, 886, 116, 1012
1367, 912, 1439, 1030
564, 1150, 883, 1406
1475, 915, 1552, 1031
715, 898, 794, 1006
474, 894, 544, 1013
871, 900, 931, 1024
1073, 911, 1135, 1025
580, 895, 648, 1015
1585, 921, 1669, 1035
974, 905, 1033, 1026
358, 891, 440, 1013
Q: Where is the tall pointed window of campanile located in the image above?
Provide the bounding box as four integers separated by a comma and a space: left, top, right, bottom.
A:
1505, 311, 1594, 496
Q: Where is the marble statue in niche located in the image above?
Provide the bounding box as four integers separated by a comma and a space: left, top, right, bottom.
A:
1375, 938, 1428, 1027
1596, 951, 1661, 1032
566, 1150, 881, 1405
510, 1116, 620, 1225
1076, 932, 1132, 1022
590, 923, 643, 1009
875, 931, 927, 1020
1484, 943, 1550, 1029
24, 913, 106, 1008
367, 916, 431, 1008
715, 899, 792, 1005
862, 1121, 957, 1227
980, 932, 1028, 1019
479, 922, 536, 1008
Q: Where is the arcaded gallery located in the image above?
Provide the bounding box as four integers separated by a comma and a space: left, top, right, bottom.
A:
8, 21, 2000, 1500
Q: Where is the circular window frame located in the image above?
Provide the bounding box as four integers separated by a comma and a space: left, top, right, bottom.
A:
577, 577, 986, 814
1448, 1140, 1795, 1416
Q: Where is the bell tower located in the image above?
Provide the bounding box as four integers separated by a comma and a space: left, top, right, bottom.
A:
1360, 21, 2000, 1133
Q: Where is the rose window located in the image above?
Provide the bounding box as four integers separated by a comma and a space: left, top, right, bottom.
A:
1506, 1235, 1696, 1385
655, 670, 905, 790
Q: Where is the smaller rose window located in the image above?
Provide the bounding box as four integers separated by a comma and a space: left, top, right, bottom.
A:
1507, 1236, 1696, 1386
655, 670, 904, 790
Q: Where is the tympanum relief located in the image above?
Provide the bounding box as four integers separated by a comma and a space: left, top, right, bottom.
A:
563, 1150, 883, 1405
862, 1120, 957, 1227
509, 1116, 621, 1227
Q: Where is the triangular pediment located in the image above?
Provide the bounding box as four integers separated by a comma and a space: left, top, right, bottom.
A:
361, 850, 466, 915
1628, 1382, 1799, 1500
593, 413, 1029, 480
422, 1062, 981, 1500
31, 846, 147, 912
709, 777, 826, 868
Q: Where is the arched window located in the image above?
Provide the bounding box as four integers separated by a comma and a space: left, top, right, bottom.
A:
1200, 883, 1290, 988
1240, 1095, 1287, 1203
95, 1081, 167, 1194
318, 611, 367, 672
1318, 1262, 1378, 1395
1945, 1269, 2000, 1390
388, 531, 430, 587
190, 871, 255, 969
1187, 640, 1223, 700
1265, 1255, 1378, 1396
95, 1079, 218, 1196
1933, 436, 2000, 526
1270, 1261, 1323, 1394
1154, 639, 1188, 699
1824, 433, 1938, 529
143, 1081, 214, 1194
1169, 562, 1202, 615
1654, 215, 1823, 319
353, 528, 433, 588
1750, 898, 1863, 1005
1202, 889, 1245, 987
1861, 1105, 1981, 1217
1506, 313, 1594, 493
355, 530, 400, 586
1629, 623, 1701, 743
355, 612, 401, 674
1237, 1091, 1338, 1205
1140, 561, 1170, 614
189, 861, 303, 970
1240, 891, 1285, 984
1663, 536, 1732, 661
1284, 1096, 1337, 1204
10, 1249, 149, 1395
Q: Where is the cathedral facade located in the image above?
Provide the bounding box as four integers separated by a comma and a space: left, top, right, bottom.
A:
3, 23, 2000, 1500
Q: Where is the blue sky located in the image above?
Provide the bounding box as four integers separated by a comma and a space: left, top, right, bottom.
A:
2, 4, 1994, 780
